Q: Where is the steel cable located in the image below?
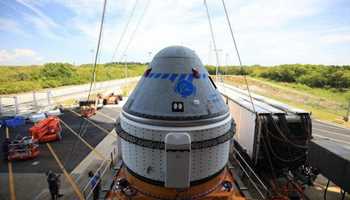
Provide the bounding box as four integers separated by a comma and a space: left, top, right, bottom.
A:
65, 0, 108, 169
203, 0, 221, 83
221, 0, 257, 113
110, 0, 140, 63
118, 0, 151, 62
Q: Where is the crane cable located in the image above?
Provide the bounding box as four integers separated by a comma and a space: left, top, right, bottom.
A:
64, 0, 108, 168
110, 0, 140, 63
87, 0, 107, 101
203, 0, 221, 83
221, 2, 310, 198
118, 0, 152, 62
220, 0, 278, 197
221, 0, 256, 113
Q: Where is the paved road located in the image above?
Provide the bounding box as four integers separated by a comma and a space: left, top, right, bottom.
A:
312, 120, 350, 145
0, 77, 138, 116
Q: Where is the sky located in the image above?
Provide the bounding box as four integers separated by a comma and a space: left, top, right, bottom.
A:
0, 0, 349, 66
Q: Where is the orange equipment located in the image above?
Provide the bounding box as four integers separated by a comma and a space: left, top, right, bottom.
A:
29, 117, 62, 143
106, 166, 246, 200
79, 100, 97, 118
102, 93, 123, 105
7, 136, 40, 161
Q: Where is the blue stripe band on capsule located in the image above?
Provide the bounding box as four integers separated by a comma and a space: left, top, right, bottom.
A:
178, 73, 187, 81
154, 73, 162, 79
161, 73, 170, 79
169, 74, 178, 82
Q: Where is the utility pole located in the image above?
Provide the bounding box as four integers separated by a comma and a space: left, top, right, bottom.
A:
204, 0, 220, 83
225, 53, 229, 79
345, 101, 350, 122
124, 54, 128, 79
215, 49, 223, 82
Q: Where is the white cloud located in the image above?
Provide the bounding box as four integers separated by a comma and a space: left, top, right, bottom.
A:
21, 0, 331, 64
2, 0, 348, 65
96, 0, 333, 65
16, 0, 59, 28
0, 49, 43, 65
321, 33, 350, 44
15, 0, 64, 39
0, 18, 29, 37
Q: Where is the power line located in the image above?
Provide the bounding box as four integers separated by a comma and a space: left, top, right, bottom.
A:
118, 0, 151, 62
203, 0, 221, 83
221, 0, 256, 113
110, 0, 140, 63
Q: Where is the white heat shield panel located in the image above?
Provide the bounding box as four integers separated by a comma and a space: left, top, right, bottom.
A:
165, 132, 191, 188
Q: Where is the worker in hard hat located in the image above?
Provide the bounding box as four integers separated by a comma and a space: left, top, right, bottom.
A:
46, 170, 63, 200
88, 171, 101, 200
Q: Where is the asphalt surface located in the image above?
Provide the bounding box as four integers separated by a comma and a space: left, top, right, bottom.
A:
312, 120, 350, 145
0, 107, 120, 174
1, 86, 350, 200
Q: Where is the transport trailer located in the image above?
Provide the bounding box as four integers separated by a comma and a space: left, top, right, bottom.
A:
221, 85, 312, 170
218, 84, 313, 181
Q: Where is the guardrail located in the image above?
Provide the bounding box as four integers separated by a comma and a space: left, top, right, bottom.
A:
0, 91, 54, 116
80, 146, 119, 200
0, 77, 140, 117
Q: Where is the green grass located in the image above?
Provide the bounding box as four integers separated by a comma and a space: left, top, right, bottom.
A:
254, 77, 348, 105
0, 63, 147, 95
2, 63, 349, 126
224, 76, 350, 126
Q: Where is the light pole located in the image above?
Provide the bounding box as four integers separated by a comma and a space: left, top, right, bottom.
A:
90, 49, 94, 64
124, 54, 128, 79
214, 48, 223, 82
225, 53, 229, 79
345, 101, 350, 122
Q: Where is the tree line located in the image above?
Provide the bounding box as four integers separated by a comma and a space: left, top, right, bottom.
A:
1, 63, 349, 94
207, 64, 350, 90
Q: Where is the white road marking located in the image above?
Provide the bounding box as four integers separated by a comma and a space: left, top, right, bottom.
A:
313, 134, 350, 146
313, 127, 350, 139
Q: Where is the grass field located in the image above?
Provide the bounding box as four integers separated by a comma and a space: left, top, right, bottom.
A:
0, 63, 146, 95
223, 75, 350, 126
1, 63, 349, 126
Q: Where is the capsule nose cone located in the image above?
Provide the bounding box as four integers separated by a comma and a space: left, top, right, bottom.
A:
123, 46, 228, 120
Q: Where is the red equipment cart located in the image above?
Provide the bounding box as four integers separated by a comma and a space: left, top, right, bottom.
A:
7, 136, 40, 161
29, 117, 62, 143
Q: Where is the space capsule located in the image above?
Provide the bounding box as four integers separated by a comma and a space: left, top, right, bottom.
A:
116, 46, 235, 190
